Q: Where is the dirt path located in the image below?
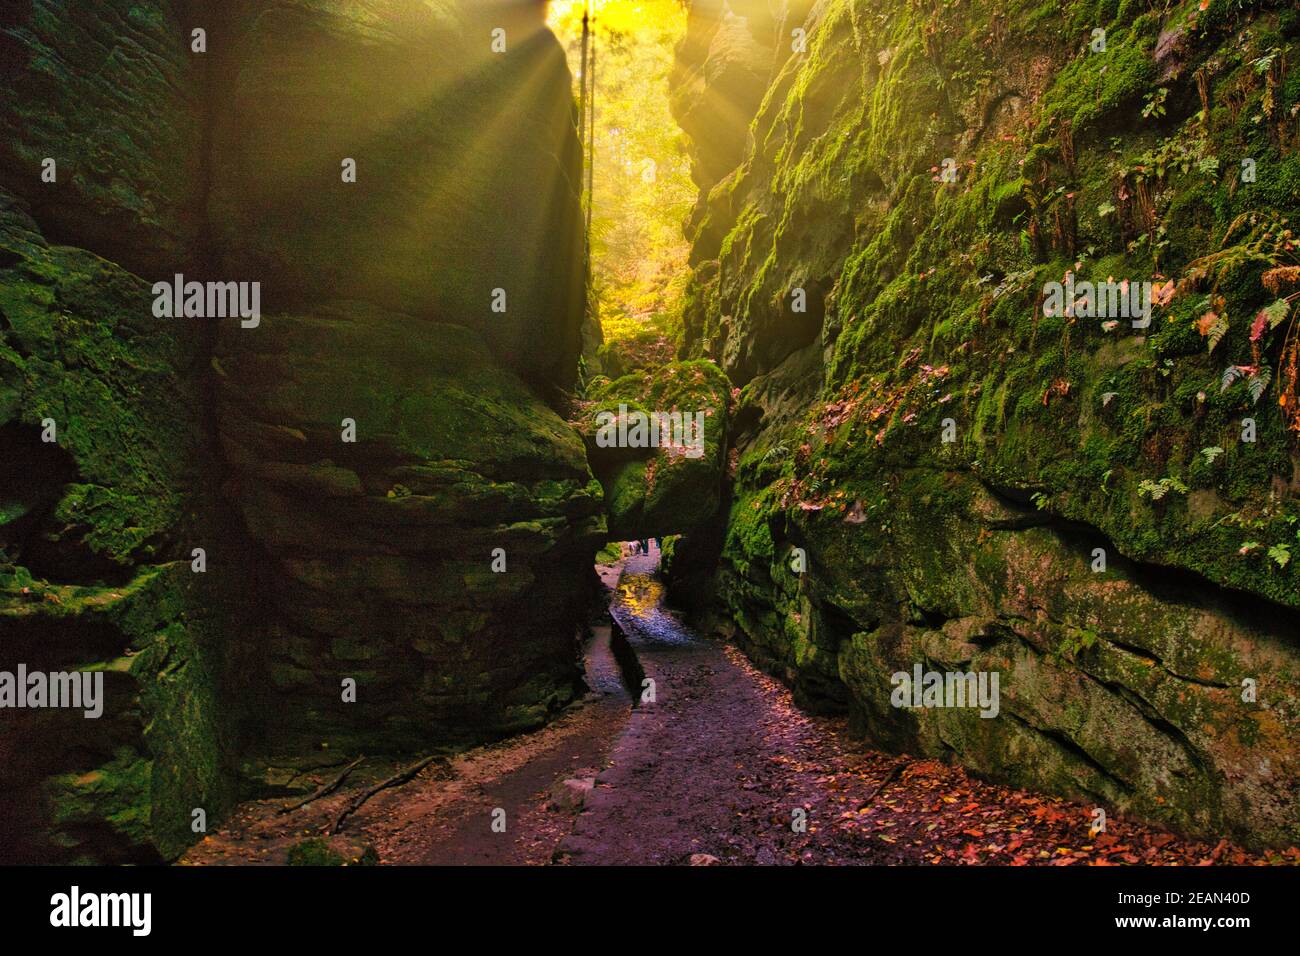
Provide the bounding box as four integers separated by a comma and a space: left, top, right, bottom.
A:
182, 551, 1289, 867
560, 549, 858, 864
562, 553, 1288, 866
181, 610, 632, 866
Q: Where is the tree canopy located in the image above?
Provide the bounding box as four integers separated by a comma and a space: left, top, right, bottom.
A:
549, 1, 694, 350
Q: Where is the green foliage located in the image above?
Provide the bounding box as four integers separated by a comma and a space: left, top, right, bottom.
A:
1141, 87, 1169, 119
551, 2, 693, 351
1137, 477, 1190, 501
1057, 627, 1100, 662
285, 838, 375, 866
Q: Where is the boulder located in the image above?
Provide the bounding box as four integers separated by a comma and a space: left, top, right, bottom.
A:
214, 305, 606, 753
578, 361, 731, 541
549, 775, 595, 812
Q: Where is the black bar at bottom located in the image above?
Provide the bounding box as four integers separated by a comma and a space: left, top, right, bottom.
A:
0, 863, 1294, 941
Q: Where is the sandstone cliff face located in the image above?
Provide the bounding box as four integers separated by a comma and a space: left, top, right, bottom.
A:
0, 0, 594, 861
674, 0, 1300, 846
214, 308, 604, 756
208, 0, 585, 389
0, 191, 246, 862
671, 0, 816, 267
0, 1, 205, 275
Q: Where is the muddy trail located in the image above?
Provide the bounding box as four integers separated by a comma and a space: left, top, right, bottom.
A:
181, 550, 1287, 867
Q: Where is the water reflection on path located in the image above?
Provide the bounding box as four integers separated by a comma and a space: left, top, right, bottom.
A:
609, 544, 697, 648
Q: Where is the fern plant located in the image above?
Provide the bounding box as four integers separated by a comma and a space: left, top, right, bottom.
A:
1138, 477, 1188, 501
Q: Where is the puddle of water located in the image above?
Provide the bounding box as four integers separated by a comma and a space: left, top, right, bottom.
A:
610, 556, 697, 648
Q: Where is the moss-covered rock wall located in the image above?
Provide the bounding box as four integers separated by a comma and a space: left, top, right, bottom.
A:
215, 308, 604, 756
0, 191, 248, 862
674, 0, 1300, 847
1, 0, 594, 861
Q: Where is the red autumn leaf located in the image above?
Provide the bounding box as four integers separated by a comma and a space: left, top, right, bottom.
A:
1251, 309, 1268, 342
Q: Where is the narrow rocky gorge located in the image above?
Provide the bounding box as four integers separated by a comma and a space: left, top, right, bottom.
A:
1, 0, 1298, 865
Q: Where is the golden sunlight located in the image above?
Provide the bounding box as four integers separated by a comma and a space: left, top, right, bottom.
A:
547, 0, 693, 344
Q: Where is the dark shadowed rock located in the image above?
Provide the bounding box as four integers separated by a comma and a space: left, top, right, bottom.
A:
0, 194, 244, 864
207, 0, 586, 388
214, 306, 606, 754
0, 1, 203, 274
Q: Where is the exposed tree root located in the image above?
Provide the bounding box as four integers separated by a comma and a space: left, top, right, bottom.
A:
279, 756, 365, 815
332, 754, 447, 834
